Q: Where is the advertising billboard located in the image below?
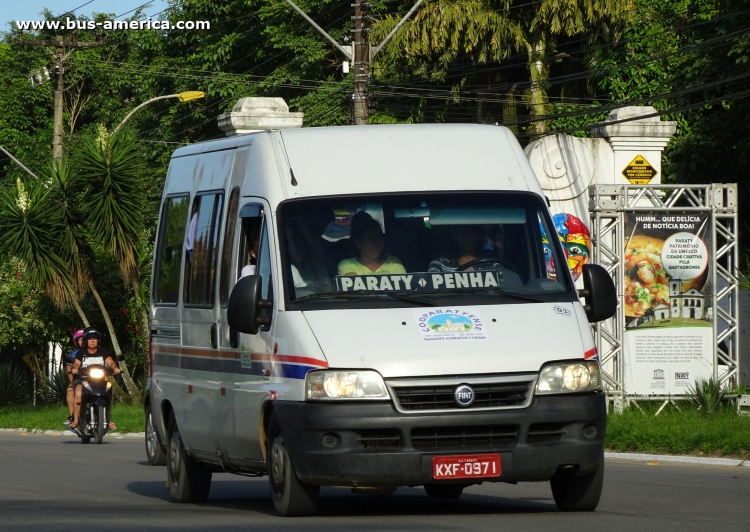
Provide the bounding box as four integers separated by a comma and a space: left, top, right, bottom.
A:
622, 212, 713, 395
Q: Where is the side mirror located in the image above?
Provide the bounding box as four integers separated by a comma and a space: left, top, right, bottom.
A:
578, 264, 617, 323
227, 275, 273, 335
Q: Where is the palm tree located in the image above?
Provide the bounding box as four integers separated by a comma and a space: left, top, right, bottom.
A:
373, 0, 633, 134
71, 126, 148, 399
0, 141, 146, 399
0, 176, 74, 309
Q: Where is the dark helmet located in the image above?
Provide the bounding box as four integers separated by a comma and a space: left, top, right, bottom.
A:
82, 327, 102, 340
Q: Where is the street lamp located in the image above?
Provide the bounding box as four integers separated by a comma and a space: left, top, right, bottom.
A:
113, 91, 205, 134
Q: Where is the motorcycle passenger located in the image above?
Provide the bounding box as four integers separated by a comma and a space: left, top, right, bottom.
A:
64, 328, 86, 426
69, 328, 120, 431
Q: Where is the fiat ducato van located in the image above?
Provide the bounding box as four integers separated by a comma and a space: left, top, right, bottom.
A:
145, 124, 616, 516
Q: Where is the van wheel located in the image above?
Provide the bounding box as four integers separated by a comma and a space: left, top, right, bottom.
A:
145, 407, 167, 465
550, 452, 604, 512
267, 411, 319, 516
424, 484, 464, 499
167, 414, 212, 503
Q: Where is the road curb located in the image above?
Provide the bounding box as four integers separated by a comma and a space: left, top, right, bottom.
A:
0, 427, 145, 437
606, 451, 750, 467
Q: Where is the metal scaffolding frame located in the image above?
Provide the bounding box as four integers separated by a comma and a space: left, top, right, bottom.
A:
588, 184, 739, 409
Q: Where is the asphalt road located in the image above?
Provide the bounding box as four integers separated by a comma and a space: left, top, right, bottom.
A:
1, 431, 748, 531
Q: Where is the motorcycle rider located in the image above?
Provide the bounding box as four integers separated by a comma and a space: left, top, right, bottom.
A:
64, 328, 86, 426
69, 328, 121, 431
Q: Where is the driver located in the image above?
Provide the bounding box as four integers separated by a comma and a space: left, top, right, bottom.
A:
338, 211, 406, 276
68, 328, 121, 431
429, 224, 523, 287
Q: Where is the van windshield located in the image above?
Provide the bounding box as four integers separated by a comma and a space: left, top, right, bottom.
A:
278, 192, 576, 309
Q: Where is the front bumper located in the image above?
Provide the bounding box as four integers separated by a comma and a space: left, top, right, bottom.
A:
273, 392, 606, 487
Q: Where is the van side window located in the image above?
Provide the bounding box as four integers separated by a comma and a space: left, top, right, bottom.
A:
220, 188, 240, 306
238, 209, 272, 302
184, 192, 224, 306
238, 216, 262, 280
257, 222, 273, 302
154, 195, 189, 304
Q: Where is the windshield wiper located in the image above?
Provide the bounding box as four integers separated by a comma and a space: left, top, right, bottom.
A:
293, 291, 435, 306
407, 288, 543, 303
293, 291, 377, 303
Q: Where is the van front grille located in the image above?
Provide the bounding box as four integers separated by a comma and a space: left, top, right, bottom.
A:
390, 380, 533, 412
411, 425, 518, 449
526, 423, 565, 444
357, 429, 401, 450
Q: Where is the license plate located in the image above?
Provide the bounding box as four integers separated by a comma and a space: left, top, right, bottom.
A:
432, 454, 501, 480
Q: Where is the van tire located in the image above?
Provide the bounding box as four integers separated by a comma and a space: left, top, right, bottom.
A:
424, 484, 464, 499
145, 407, 167, 465
267, 411, 319, 516
550, 452, 604, 512
167, 414, 212, 503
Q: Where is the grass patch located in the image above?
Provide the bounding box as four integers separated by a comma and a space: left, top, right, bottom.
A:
0, 404, 144, 433
606, 402, 750, 459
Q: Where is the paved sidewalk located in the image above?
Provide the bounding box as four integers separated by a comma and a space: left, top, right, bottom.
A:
605, 451, 750, 467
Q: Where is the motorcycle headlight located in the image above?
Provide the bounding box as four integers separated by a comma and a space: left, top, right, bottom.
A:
305, 370, 389, 400
536, 361, 600, 394
88, 368, 105, 379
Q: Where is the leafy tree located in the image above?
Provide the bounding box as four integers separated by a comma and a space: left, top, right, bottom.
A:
373, 0, 634, 133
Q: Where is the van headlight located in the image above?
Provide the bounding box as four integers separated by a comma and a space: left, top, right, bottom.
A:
305, 370, 390, 400
536, 361, 600, 394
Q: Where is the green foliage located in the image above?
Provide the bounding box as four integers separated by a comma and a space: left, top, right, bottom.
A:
44, 368, 69, 406
686, 377, 726, 415
0, 363, 32, 406
0, 403, 144, 432
0, 177, 71, 301
72, 127, 147, 281
606, 400, 750, 458
0, 257, 58, 349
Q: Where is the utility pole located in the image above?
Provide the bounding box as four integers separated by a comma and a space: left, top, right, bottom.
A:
284, 0, 424, 125
352, 1, 370, 125
17, 35, 106, 159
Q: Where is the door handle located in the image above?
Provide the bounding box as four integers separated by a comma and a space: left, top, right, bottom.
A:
210, 323, 218, 349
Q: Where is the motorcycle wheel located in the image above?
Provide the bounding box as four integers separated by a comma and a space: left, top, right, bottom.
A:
95, 405, 106, 444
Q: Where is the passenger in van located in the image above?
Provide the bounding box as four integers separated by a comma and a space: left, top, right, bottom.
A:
484, 224, 519, 273
287, 230, 331, 293
239, 220, 261, 279
337, 211, 406, 276
239, 247, 258, 278
429, 225, 523, 287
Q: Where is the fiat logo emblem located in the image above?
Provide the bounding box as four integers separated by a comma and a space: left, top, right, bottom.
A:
454, 384, 475, 407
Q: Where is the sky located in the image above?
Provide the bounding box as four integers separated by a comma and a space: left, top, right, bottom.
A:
4, 0, 170, 31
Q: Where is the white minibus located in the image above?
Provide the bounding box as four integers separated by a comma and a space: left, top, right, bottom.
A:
144, 124, 616, 516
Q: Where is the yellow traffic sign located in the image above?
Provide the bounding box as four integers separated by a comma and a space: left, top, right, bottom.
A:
622, 155, 657, 184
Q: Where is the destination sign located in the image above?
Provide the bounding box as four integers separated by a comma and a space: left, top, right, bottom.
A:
334, 271, 503, 292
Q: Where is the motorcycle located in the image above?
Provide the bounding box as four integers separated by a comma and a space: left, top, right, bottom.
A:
74, 364, 114, 444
